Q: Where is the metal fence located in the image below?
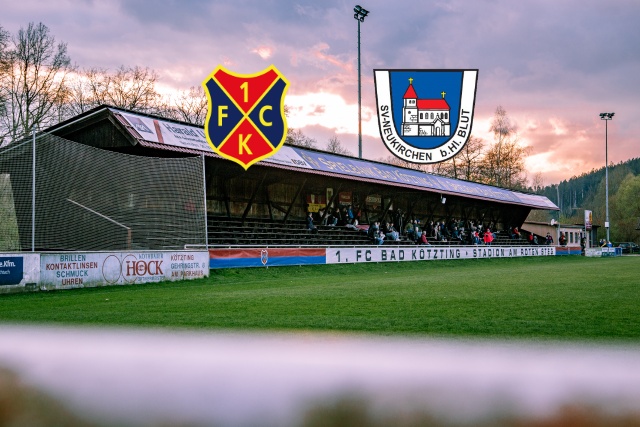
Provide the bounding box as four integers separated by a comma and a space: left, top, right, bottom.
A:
0, 133, 206, 252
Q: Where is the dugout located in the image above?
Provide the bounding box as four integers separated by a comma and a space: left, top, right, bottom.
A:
0, 105, 558, 251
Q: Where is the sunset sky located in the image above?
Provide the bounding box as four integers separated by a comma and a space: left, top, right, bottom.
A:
2, 0, 638, 185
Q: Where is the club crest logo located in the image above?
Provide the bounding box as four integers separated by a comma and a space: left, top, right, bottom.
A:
374, 69, 478, 164
203, 65, 289, 170
260, 249, 269, 266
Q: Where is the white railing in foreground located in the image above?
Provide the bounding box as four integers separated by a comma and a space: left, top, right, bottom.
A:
0, 326, 639, 426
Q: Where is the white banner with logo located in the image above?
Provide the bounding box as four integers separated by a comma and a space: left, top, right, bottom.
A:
326, 245, 555, 264
0, 253, 40, 290
40, 251, 209, 290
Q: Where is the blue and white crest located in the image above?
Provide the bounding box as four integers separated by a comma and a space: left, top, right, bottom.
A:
261, 249, 269, 266
374, 69, 478, 164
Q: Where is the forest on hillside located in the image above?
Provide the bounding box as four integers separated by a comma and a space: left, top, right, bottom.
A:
529, 157, 640, 243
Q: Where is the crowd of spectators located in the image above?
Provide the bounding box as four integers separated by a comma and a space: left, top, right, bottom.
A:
308, 205, 565, 248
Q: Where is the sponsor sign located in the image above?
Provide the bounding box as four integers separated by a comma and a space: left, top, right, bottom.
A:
203, 65, 289, 170
374, 69, 478, 164
307, 203, 325, 213
120, 113, 211, 152
40, 252, 209, 289
600, 247, 620, 257
338, 192, 352, 204
326, 246, 555, 264
0, 256, 23, 286
584, 210, 592, 231
0, 254, 40, 289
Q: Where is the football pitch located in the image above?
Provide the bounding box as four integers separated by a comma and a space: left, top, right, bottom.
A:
2, 256, 639, 341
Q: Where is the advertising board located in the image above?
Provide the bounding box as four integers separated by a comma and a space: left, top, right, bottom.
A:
40, 251, 209, 290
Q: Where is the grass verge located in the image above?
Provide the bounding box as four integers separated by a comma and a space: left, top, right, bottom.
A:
1, 256, 638, 340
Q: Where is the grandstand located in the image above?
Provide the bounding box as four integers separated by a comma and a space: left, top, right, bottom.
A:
0, 105, 558, 253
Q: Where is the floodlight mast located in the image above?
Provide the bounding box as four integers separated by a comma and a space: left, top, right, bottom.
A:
354, 5, 369, 159
600, 112, 614, 243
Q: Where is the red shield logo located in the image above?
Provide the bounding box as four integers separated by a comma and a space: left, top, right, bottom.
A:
202, 66, 289, 169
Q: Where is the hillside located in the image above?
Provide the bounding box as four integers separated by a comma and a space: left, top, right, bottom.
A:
531, 157, 640, 242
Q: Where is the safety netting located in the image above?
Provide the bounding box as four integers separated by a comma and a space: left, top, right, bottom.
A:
0, 133, 206, 251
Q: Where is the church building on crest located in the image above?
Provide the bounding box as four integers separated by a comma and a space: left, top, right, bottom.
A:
401, 78, 451, 137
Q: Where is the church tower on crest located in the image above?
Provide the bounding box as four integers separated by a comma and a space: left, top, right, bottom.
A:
401, 78, 451, 137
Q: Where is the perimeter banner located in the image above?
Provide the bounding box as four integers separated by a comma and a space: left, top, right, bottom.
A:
326, 245, 555, 264
0, 254, 40, 289
40, 252, 209, 290
374, 69, 478, 164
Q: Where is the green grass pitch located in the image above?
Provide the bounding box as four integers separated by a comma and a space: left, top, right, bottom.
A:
1, 256, 639, 341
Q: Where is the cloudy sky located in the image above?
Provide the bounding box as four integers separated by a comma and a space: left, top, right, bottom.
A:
2, 0, 638, 185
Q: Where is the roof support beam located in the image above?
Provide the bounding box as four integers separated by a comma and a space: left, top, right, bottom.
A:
242, 172, 267, 225
283, 178, 307, 224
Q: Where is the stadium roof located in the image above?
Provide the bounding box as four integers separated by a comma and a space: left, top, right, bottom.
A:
46, 105, 559, 211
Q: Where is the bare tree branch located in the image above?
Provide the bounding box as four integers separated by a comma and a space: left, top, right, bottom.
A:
0, 22, 73, 143
325, 135, 352, 156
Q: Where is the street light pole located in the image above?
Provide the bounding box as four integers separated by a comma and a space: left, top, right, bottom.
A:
600, 112, 614, 243
354, 5, 369, 159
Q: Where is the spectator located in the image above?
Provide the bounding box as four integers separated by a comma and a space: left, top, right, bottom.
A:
440, 222, 450, 240
327, 209, 339, 226
512, 227, 521, 240
375, 230, 385, 246
405, 221, 415, 241
367, 221, 380, 240
483, 228, 494, 245
318, 208, 327, 225
426, 221, 435, 238
559, 232, 567, 246
394, 209, 404, 235
386, 222, 400, 241
452, 226, 460, 240
545, 232, 553, 245
338, 207, 348, 226
418, 231, 430, 245
346, 205, 354, 224
306, 212, 318, 234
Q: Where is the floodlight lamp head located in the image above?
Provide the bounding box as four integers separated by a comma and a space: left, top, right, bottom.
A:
354, 5, 369, 21
600, 112, 615, 120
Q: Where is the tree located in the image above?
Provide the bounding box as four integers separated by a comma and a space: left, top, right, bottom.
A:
610, 173, 640, 242
431, 135, 484, 181
80, 65, 161, 114
0, 26, 9, 144
285, 128, 316, 148
481, 106, 529, 189
0, 22, 73, 144
531, 172, 545, 194
167, 86, 207, 125
325, 135, 352, 156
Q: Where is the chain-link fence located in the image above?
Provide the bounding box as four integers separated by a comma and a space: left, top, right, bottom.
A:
0, 133, 206, 252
